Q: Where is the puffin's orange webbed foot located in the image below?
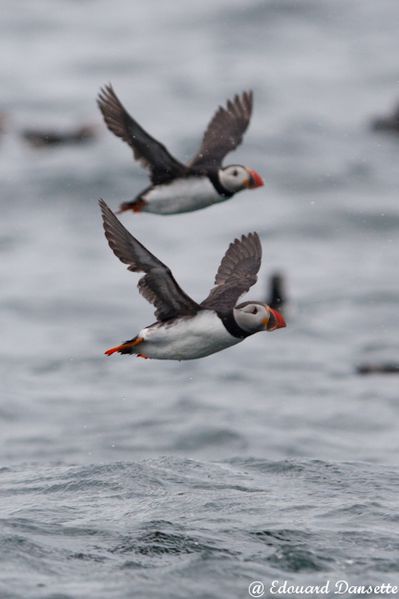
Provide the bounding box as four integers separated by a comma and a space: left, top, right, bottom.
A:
117, 198, 147, 215
104, 336, 144, 356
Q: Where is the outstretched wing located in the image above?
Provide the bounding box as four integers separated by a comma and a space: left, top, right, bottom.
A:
100, 200, 201, 320
97, 85, 187, 185
190, 91, 253, 171
201, 232, 262, 313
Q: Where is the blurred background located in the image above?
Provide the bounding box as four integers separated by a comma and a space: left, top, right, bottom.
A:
0, 1, 398, 597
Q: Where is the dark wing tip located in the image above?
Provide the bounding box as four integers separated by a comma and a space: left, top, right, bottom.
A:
190, 90, 255, 169
243, 90, 253, 115
99, 198, 120, 244
97, 83, 115, 104
244, 231, 262, 258
99, 197, 112, 221
97, 84, 128, 124
244, 231, 260, 244
97, 84, 121, 117
202, 230, 262, 311
213, 231, 262, 286
229, 232, 261, 266
99, 199, 119, 248
96, 85, 138, 153
230, 231, 261, 252
225, 90, 253, 118
238, 90, 253, 118
99, 198, 144, 273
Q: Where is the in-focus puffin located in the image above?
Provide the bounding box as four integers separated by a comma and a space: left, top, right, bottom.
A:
100, 200, 285, 361
97, 85, 264, 215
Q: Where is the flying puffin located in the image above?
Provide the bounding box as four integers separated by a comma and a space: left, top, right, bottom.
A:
100, 200, 285, 361
97, 85, 264, 215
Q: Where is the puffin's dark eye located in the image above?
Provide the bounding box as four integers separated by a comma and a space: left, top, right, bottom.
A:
250, 306, 258, 314
232, 169, 238, 176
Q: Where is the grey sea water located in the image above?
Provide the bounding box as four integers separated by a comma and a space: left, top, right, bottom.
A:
0, 1, 399, 597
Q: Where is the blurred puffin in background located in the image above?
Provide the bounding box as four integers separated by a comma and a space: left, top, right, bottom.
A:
97, 85, 264, 215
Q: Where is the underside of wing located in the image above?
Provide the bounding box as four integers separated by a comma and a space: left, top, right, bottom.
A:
100, 200, 201, 320
190, 91, 253, 171
201, 232, 262, 313
97, 85, 187, 184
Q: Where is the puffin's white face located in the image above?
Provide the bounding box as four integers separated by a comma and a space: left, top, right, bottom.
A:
233, 302, 286, 334
218, 165, 264, 194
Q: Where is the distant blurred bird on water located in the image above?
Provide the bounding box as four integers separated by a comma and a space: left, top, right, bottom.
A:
21, 124, 97, 148
371, 101, 399, 134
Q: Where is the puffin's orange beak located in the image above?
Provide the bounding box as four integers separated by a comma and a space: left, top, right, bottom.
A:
243, 168, 264, 189
265, 308, 286, 331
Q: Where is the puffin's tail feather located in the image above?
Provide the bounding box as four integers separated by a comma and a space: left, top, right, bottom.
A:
105, 336, 144, 356
117, 199, 146, 214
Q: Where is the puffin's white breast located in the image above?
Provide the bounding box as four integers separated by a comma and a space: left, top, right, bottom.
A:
142, 177, 225, 214
138, 310, 241, 360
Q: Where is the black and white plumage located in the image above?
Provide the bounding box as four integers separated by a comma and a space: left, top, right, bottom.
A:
97, 85, 264, 215
100, 201, 285, 361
